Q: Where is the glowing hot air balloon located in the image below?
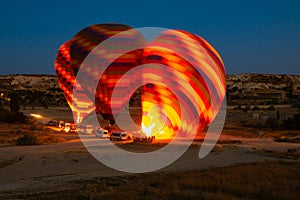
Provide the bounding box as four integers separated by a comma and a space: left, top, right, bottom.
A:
69, 24, 146, 124
56, 24, 145, 124
140, 30, 226, 139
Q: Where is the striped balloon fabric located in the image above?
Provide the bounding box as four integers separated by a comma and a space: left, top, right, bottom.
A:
69, 24, 146, 123
55, 40, 94, 122
56, 24, 146, 123
141, 30, 225, 138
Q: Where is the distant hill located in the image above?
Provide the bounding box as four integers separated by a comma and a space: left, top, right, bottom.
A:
0, 74, 66, 107
0, 73, 300, 108
226, 74, 300, 106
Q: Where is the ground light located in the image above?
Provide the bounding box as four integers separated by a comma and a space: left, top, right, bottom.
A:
30, 114, 43, 118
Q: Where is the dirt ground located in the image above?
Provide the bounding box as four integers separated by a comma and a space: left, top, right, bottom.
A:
0, 107, 299, 199
0, 133, 299, 196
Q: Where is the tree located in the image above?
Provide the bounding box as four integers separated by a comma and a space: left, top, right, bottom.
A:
265, 117, 279, 129
282, 114, 300, 130
9, 92, 20, 113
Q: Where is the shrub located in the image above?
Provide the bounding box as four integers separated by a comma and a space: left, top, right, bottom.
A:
282, 114, 300, 130
242, 105, 250, 113
0, 108, 28, 123
9, 92, 20, 113
265, 117, 280, 129
16, 133, 37, 146
234, 105, 241, 110
267, 105, 275, 110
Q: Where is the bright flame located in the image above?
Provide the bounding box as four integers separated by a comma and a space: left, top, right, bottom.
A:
30, 114, 43, 118
141, 104, 172, 139
141, 123, 155, 137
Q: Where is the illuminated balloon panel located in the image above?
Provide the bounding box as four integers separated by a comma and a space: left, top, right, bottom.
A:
55, 40, 94, 122
70, 24, 146, 122
140, 30, 226, 138
141, 48, 209, 138
55, 40, 73, 105
147, 30, 226, 118
70, 24, 134, 74
72, 82, 95, 123
96, 49, 144, 122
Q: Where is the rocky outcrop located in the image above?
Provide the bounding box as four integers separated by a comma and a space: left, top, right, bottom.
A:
226, 74, 300, 105
0, 73, 299, 107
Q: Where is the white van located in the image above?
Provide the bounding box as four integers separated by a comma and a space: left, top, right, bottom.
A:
95, 128, 108, 138
110, 132, 132, 141
76, 124, 93, 134
85, 125, 93, 134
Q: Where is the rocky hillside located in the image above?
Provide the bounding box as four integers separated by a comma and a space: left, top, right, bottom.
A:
0, 74, 300, 108
226, 74, 300, 106
0, 74, 66, 107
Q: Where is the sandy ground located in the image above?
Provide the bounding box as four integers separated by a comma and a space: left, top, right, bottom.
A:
0, 134, 299, 196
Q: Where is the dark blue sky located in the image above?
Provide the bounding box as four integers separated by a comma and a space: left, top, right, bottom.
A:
0, 0, 299, 75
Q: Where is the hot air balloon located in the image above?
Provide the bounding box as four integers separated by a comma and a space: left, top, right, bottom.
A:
69, 24, 146, 125
55, 24, 144, 124
140, 30, 226, 139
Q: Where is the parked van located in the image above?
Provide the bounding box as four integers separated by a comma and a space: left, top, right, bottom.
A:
85, 125, 93, 134
95, 128, 108, 138
110, 132, 132, 141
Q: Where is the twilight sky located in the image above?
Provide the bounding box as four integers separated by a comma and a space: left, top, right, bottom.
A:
0, 0, 299, 75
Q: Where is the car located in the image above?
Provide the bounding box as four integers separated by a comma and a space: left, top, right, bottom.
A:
60, 123, 70, 132
46, 120, 57, 126
60, 123, 77, 133
104, 125, 116, 134
110, 131, 132, 141
76, 125, 86, 134
76, 125, 94, 134
95, 128, 109, 138
69, 124, 77, 133
58, 120, 65, 128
